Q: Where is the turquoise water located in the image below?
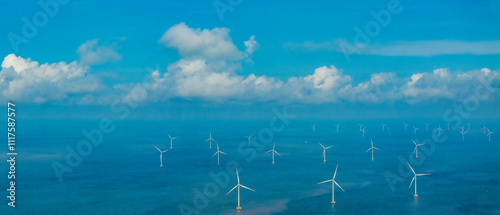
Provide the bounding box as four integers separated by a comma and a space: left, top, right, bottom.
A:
1, 118, 500, 214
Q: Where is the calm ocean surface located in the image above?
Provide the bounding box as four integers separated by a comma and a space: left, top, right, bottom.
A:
1, 118, 499, 214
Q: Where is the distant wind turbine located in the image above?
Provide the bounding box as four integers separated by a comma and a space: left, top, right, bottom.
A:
318, 164, 345, 204
413, 126, 419, 135
482, 125, 488, 134
335, 124, 340, 132
407, 162, 430, 198
206, 132, 216, 148
404, 123, 408, 132
382, 123, 386, 132
227, 167, 255, 210
361, 127, 366, 138
168, 134, 177, 149
319, 143, 333, 163
359, 124, 364, 131
154, 146, 168, 167
412, 140, 424, 158
266, 142, 281, 164
244, 134, 253, 146
425, 123, 430, 131
459, 126, 469, 142
487, 129, 493, 142
311, 124, 316, 132
436, 125, 443, 136
366, 139, 380, 160
212, 143, 227, 165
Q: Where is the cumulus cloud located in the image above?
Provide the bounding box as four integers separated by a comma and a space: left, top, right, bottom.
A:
113, 23, 500, 105
0, 54, 102, 103
77, 39, 122, 65
159, 23, 245, 60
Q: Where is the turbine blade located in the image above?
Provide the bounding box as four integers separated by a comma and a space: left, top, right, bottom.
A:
240, 185, 255, 192
318, 179, 333, 184
366, 148, 371, 152
220, 152, 227, 155
226, 185, 238, 195
319, 143, 325, 148
417, 173, 430, 176
154, 146, 161, 152
333, 164, 339, 179
334, 181, 345, 192
407, 162, 416, 175
266, 150, 273, 153
373, 147, 380, 150
275, 151, 281, 156
409, 176, 415, 188
325, 146, 333, 149
212, 152, 218, 157
412, 140, 417, 146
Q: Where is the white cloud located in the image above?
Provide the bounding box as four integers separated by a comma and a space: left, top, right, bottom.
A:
159, 23, 245, 60
244, 35, 259, 55
77, 39, 122, 65
0, 54, 102, 103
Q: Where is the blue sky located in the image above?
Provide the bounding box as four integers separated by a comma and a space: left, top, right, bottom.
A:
1, 0, 500, 118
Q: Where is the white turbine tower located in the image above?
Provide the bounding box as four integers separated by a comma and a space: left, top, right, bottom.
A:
212, 143, 227, 165
206, 132, 216, 148
227, 167, 255, 210
412, 140, 424, 158
446, 123, 450, 131
459, 125, 469, 142
361, 126, 366, 138
436, 125, 443, 136
407, 162, 430, 198
335, 124, 340, 132
425, 123, 430, 131
359, 124, 364, 131
366, 139, 380, 160
319, 143, 333, 162
311, 124, 316, 132
404, 123, 408, 132
244, 134, 253, 146
266, 142, 281, 164
382, 123, 386, 132
154, 146, 168, 167
413, 126, 419, 135
318, 164, 345, 204
487, 129, 493, 142
168, 134, 177, 149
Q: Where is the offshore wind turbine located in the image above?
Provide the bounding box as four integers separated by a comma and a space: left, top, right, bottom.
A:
407, 162, 430, 198
206, 132, 216, 148
487, 129, 493, 142
335, 124, 340, 132
482, 125, 488, 134
311, 124, 316, 132
359, 124, 364, 131
366, 139, 380, 160
266, 142, 281, 164
446, 123, 450, 130
318, 164, 345, 204
412, 140, 424, 158
227, 167, 255, 210
319, 143, 333, 162
361, 127, 366, 138
459, 125, 469, 142
413, 126, 419, 135
404, 123, 409, 132
168, 134, 177, 149
212, 143, 227, 165
244, 134, 253, 146
154, 146, 168, 167
436, 125, 443, 136
382, 123, 386, 132
425, 123, 430, 131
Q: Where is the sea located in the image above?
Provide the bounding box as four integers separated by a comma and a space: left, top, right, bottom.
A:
1, 117, 499, 214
